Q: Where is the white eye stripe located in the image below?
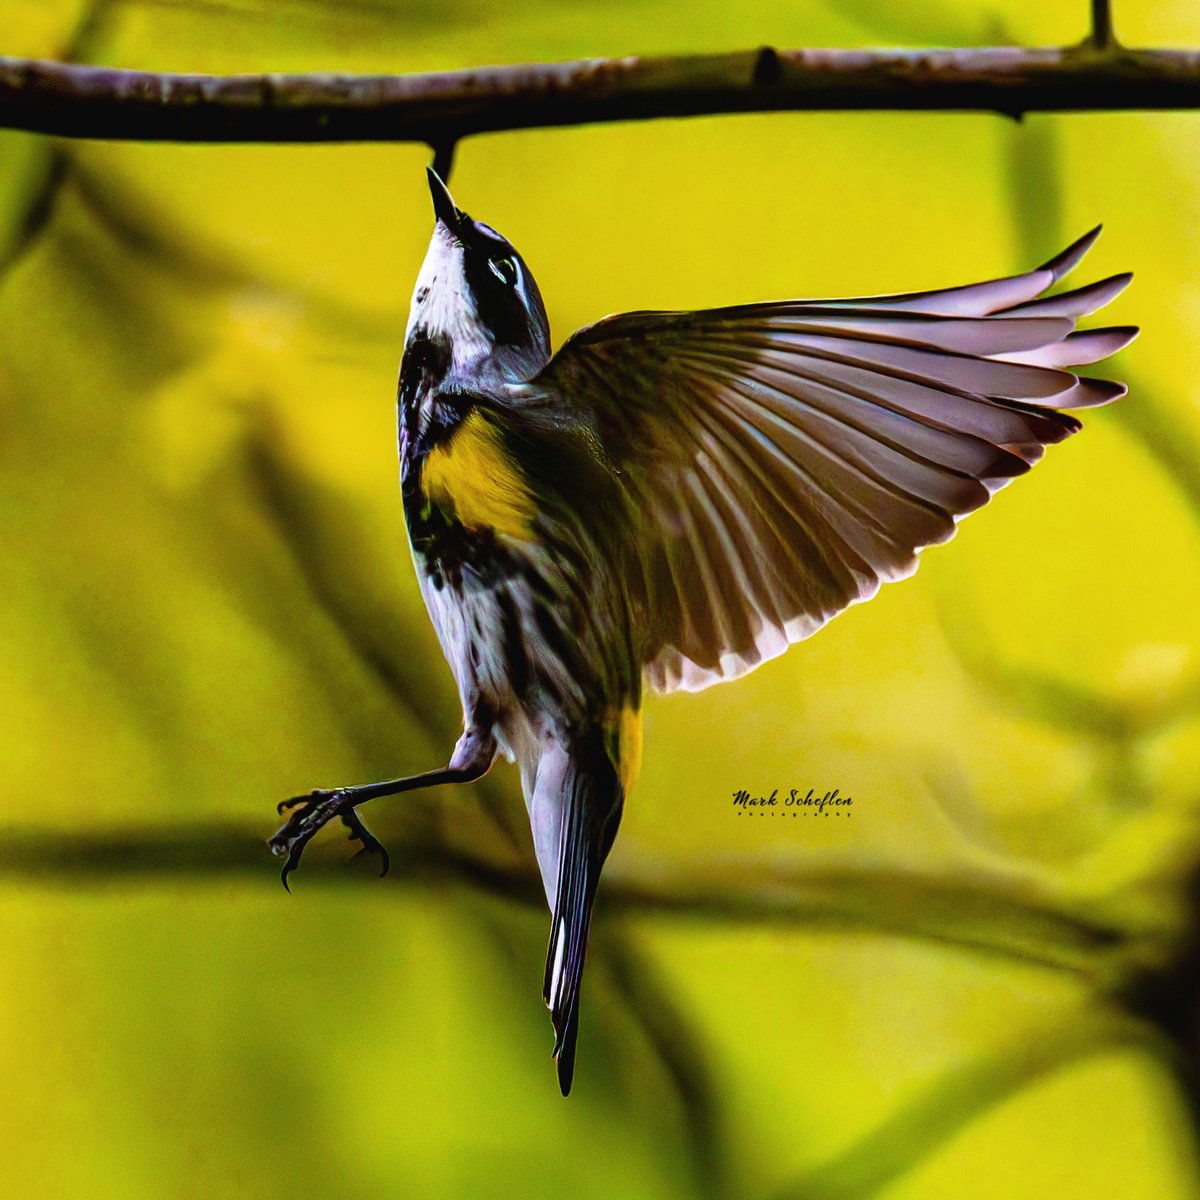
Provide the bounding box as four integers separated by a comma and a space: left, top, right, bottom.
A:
489, 256, 521, 286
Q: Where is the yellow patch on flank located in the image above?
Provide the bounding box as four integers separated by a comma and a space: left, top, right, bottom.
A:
421, 410, 535, 539
616, 705, 643, 795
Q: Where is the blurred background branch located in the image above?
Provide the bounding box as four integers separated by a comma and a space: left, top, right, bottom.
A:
3, 41, 1200, 148
0, 818, 1130, 973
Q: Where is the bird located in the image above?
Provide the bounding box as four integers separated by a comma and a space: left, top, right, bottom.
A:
269, 167, 1137, 1095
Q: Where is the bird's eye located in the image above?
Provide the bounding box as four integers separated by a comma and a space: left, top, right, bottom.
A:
488, 256, 518, 286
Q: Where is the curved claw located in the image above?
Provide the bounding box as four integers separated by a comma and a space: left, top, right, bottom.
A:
272, 827, 313, 893
279, 850, 300, 893
277, 791, 322, 816
349, 844, 391, 879
341, 808, 391, 880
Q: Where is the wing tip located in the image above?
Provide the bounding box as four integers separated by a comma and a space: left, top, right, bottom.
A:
1098, 324, 1140, 359
1051, 372, 1130, 409
1039, 225, 1103, 281
1074, 270, 1134, 310
1080, 377, 1129, 406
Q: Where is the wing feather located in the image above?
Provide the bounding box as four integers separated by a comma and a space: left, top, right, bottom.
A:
514, 231, 1136, 694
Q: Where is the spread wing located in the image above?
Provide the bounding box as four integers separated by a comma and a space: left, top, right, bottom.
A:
513, 228, 1136, 694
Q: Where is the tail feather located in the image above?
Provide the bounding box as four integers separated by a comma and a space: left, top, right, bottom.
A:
541, 729, 624, 1096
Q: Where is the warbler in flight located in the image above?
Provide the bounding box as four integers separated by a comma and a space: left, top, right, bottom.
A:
270, 168, 1136, 1094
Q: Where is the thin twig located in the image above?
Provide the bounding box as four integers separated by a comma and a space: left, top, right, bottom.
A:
430, 139, 457, 183
1, 44, 1199, 144
1091, 0, 1116, 50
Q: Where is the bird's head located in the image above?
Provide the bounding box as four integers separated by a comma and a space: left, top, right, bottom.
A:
405, 168, 551, 389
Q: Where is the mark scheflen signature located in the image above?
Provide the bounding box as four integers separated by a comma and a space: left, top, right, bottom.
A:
732, 788, 853, 816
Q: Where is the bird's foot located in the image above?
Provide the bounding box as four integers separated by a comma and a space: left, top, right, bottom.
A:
269, 789, 344, 890
268, 789, 390, 891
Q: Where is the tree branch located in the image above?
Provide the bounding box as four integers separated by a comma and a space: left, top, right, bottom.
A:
1, 44, 1198, 145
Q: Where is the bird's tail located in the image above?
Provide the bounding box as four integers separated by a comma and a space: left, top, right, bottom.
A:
541, 726, 624, 1096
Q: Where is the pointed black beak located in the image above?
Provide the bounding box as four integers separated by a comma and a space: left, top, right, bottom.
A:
426, 167, 461, 232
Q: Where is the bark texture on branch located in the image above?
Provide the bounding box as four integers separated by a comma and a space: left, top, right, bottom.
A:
1, 44, 1199, 144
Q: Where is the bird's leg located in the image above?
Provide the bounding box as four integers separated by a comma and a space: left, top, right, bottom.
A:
268, 725, 497, 890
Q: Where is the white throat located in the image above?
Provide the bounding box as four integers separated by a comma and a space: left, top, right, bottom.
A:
405, 224, 492, 380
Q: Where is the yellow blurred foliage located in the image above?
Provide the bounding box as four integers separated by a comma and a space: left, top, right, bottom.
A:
0, 2, 1198, 1198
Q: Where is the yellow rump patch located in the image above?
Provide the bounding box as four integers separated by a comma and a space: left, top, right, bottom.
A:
421, 410, 535, 539
616, 705, 643, 795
